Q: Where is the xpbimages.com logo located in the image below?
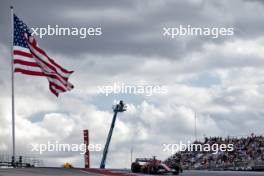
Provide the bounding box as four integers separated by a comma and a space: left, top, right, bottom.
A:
31, 25, 102, 39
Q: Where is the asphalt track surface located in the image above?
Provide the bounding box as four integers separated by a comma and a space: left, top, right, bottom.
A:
0, 168, 264, 176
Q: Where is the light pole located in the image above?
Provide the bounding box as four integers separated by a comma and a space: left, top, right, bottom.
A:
100, 100, 127, 169
194, 111, 197, 141
130, 147, 133, 168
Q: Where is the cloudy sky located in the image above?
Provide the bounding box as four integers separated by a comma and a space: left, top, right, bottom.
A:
0, 0, 264, 168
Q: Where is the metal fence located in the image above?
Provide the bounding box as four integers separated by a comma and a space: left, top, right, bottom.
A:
0, 155, 44, 168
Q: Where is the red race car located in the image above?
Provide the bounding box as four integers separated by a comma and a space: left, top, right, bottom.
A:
131, 156, 182, 175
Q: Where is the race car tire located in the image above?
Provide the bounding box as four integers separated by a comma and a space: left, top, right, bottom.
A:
131, 162, 141, 173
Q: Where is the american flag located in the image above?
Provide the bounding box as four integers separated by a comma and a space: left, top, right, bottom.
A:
13, 14, 74, 96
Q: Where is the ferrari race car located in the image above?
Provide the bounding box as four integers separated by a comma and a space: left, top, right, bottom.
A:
131, 156, 182, 175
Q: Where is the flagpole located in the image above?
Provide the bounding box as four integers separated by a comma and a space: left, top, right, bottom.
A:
10, 6, 16, 165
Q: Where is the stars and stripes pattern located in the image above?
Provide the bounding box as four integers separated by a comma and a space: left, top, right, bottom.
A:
13, 14, 74, 96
